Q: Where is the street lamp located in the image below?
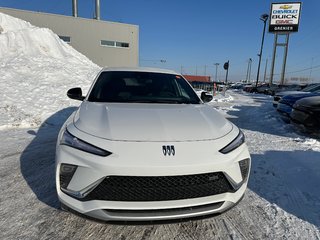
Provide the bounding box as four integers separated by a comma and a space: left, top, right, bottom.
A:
255, 13, 269, 88
214, 63, 219, 82
246, 58, 252, 83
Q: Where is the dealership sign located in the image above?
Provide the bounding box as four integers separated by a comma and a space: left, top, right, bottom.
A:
269, 2, 302, 32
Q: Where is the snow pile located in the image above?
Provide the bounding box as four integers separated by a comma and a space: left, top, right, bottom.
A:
0, 13, 101, 129
207, 91, 237, 117
293, 138, 320, 152
211, 91, 234, 103
0, 12, 32, 33
0, 13, 90, 61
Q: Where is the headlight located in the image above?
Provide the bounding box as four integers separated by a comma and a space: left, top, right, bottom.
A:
60, 129, 112, 156
219, 130, 245, 154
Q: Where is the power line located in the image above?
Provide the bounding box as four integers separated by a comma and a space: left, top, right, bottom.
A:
286, 64, 320, 74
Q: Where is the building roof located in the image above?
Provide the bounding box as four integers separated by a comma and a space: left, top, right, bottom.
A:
183, 75, 211, 83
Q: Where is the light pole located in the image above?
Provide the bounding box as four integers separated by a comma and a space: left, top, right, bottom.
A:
255, 14, 269, 87
246, 58, 252, 83
214, 63, 219, 82
263, 58, 268, 82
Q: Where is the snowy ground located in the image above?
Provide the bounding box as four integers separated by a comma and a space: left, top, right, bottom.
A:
1, 12, 320, 239
1, 91, 320, 240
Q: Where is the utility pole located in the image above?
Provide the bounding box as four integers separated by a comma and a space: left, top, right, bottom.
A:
248, 60, 252, 83
309, 57, 314, 83
263, 58, 268, 83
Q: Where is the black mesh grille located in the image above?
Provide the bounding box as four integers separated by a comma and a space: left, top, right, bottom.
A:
239, 159, 250, 181
82, 172, 235, 202
60, 175, 70, 189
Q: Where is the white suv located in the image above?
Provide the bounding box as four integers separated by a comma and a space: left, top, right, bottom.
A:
55, 67, 251, 221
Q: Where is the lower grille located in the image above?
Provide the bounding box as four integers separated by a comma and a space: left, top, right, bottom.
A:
82, 172, 235, 202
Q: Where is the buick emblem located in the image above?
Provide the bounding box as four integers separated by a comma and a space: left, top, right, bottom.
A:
162, 145, 175, 156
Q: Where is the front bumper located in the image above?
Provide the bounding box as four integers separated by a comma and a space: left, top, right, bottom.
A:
277, 102, 293, 116
59, 184, 247, 221
273, 96, 282, 107
56, 125, 251, 221
291, 108, 320, 129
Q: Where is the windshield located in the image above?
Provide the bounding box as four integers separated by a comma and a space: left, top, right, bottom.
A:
88, 71, 201, 104
303, 84, 320, 92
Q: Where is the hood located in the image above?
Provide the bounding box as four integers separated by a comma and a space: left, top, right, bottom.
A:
276, 90, 306, 97
73, 102, 233, 142
295, 96, 320, 111
282, 92, 320, 102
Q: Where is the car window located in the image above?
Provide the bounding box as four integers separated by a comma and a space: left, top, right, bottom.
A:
309, 85, 320, 92
303, 84, 320, 92
88, 71, 201, 104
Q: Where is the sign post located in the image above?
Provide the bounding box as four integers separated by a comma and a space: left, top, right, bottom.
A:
268, 2, 302, 85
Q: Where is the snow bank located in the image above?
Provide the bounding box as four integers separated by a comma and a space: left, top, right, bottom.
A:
293, 138, 320, 152
211, 91, 234, 103
0, 12, 32, 33
207, 91, 236, 116
0, 13, 90, 61
0, 13, 101, 129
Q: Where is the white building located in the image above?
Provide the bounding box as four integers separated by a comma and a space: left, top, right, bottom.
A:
0, 3, 139, 67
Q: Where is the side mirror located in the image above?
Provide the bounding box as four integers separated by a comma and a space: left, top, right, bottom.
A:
67, 88, 85, 101
201, 91, 213, 103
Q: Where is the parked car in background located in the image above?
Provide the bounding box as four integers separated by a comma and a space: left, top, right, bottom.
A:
273, 83, 320, 107
277, 90, 320, 121
229, 82, 244, 90
290, 96, 320, 131
264, 84, 281, 96
260, 84, 279, 95
56, 67, 251, 221
267, 84, 306, 96
249, 83, 269, 94
243, 84, 254, 92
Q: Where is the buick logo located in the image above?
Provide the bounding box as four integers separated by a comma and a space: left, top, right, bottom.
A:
162, 145, 175, 156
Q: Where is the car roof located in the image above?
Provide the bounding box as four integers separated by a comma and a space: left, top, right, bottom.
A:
100, 67, 179, 75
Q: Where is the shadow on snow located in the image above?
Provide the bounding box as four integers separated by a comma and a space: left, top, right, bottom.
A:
226, 94, 295, 137
227, 93, 320, 227
249, 149, 320, 227
20, 107, 77, 209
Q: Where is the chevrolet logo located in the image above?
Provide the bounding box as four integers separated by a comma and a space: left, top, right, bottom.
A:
280, 5, 293, 10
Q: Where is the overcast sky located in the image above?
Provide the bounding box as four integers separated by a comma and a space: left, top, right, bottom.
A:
1, 0, 319, 83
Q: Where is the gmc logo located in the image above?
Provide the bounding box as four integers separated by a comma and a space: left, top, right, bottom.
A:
162, 145, 175, 156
